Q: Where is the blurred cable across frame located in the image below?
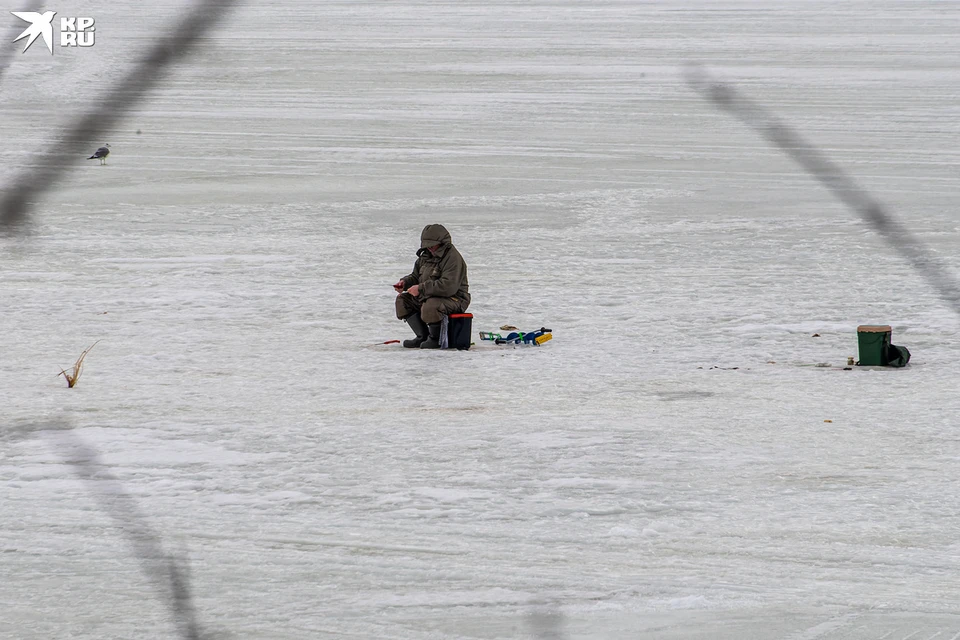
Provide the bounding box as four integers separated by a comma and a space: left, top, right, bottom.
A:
684, 64, 960, 319
7, 421, 207, 639
0, 0, 239, 233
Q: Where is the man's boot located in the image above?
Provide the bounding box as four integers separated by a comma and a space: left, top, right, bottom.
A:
420, 322, 442, 349
402, 313, 428, 348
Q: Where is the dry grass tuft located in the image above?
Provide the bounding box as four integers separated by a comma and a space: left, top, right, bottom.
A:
59, 340, 101, 388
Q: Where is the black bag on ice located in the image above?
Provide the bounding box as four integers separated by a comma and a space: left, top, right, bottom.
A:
886, 344, 911, 368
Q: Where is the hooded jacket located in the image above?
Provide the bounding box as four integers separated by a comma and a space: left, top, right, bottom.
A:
401, 224, 470, 306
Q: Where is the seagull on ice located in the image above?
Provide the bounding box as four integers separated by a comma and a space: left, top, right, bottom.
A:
10, 11, 57, 55
88, 144, 110, 165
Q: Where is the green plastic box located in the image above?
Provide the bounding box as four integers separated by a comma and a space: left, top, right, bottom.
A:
857, 325, 891, 366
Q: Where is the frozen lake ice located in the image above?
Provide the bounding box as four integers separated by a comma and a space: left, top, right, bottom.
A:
2, 1, 960, 638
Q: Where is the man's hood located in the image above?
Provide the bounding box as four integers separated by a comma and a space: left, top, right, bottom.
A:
420, 224, 452, 249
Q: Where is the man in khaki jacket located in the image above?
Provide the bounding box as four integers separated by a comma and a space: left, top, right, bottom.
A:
394, 224, 470, 349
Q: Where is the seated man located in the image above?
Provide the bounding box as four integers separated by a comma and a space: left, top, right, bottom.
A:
394, 224, 470, 349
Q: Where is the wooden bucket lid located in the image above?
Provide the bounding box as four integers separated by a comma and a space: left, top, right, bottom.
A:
857, 325, 891, 332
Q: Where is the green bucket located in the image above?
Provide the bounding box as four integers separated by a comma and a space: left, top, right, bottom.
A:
857, 325, 891, 366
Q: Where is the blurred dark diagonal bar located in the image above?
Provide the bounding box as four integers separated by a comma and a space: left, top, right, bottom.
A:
684, 64, 960, 319
0, 0, 43, 87
8, 422, 205, 639
0, 0, 239, 233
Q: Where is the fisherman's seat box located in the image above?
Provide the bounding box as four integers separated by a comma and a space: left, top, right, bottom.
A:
447, 314, 473, 351
857, 325, 892, 366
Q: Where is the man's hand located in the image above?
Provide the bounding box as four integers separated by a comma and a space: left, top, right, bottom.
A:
406, 284, 420, 296
393, 280, 405, 292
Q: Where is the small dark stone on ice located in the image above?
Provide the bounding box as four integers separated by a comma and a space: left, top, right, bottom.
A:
812, 333, 820, 337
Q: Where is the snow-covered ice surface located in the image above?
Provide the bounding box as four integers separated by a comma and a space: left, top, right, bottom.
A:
3, 1, 960, 638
